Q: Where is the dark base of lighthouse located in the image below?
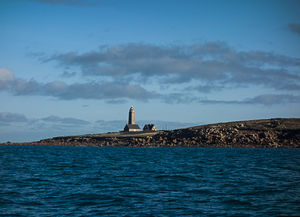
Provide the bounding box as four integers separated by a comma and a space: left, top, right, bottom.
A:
123, 124, 141, 132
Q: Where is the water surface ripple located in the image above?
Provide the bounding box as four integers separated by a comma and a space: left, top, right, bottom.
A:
0, 146, 299, 216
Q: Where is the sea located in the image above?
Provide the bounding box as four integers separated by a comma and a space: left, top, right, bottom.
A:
0, 146, 299, 217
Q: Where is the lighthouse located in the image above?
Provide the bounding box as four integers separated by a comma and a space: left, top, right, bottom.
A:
128, 106, 135, 124
123, 106, 141, 132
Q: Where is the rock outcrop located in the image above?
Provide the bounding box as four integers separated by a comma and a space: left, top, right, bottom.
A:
2, 118, 300, 148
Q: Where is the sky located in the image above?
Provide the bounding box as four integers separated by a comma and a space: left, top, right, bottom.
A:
0, 0, 300, 142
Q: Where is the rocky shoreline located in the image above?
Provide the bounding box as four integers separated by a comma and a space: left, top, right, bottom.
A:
2, 118, 300, 148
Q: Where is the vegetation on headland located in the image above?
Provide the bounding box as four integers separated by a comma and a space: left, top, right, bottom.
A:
1, 118, 300, 148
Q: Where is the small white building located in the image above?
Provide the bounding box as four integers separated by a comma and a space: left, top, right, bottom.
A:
143, 124, 158, 131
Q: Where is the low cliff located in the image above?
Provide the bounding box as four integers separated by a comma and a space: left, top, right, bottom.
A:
3, 118, 300, 148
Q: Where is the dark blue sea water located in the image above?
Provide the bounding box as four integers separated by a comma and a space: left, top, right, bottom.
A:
0, 146, 299, 216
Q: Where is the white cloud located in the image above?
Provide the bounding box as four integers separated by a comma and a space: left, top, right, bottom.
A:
0, 68, 14, 82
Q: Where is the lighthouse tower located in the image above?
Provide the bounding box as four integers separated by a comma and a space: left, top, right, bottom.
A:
123, 106, 141, 132
128, 106, 135, 124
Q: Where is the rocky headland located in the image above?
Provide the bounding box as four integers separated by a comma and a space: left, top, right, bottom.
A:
2, 118, 300, 148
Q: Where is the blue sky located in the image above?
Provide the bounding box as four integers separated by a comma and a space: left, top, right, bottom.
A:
1, 0, 300, 142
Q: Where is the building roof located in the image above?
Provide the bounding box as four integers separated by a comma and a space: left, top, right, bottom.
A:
124, 124, 141, 129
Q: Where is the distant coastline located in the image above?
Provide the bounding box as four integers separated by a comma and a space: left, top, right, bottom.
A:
1, 118, 300, 148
